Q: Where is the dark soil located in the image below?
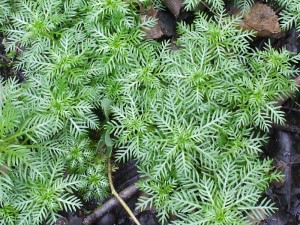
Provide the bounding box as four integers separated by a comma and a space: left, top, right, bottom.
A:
262, 99, 300, 225
0, 34, 24, 82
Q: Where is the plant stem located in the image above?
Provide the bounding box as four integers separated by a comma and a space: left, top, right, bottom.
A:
108, 158, 141, 225
0, 53, 11, 62
82, 184, 139, 225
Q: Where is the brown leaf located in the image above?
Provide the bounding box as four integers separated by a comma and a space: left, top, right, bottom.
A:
157, 11, 176, 37
164, 0, 184, 17
141, 7, 176, 39
141, 7, 163, 39
240, 3, 283, 38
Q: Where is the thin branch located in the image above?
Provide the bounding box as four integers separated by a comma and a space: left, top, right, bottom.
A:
200, 0, 212, 11
108, 158, 141, 225
0, 53, 11, 62
82, 184, 139, 225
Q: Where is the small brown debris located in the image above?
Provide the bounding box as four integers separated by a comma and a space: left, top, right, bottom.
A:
164, 0, 184, 17
141, 7, 176, 39
82, 185, 140, 225
141, 7, 163, 39
240, 3, 283, 38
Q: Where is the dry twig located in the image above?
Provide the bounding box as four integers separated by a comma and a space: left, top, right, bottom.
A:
108, 158, 141, 225
82, 159, 141, 225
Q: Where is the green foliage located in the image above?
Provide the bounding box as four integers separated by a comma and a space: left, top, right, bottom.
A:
0, 0, 137, 223
109, 12, 298, 224
0, 78, 84, 224
0, 0, 10, 25
151, 0, 225, 12
185, 0, 224, 12
276, 0, 300, 31
10, 157, 82, 225
233, 0, 255, 13
0, 0, 299, 224
78, 159, 109, 201
63, 134, 110, 200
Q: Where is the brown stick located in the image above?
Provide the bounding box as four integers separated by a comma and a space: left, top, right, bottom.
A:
0, 53, 11, 62
82, 184, 139, 225
108, 158, 141, 225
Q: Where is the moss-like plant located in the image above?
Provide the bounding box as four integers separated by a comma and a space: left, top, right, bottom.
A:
0, 79, 82, 225
275, 0, 300, 31
109, 12, 299, 225
0, 0, 300, 224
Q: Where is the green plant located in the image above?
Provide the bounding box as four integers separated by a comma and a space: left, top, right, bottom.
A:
63, 133, 109, 201
0, 0, 118, 223
109, 12, 298, 224
179, 0, 223, 11
1, 0, 300, 224
276, 0, 300, 31
0, 0, 156, 223
7, 157, 81, 225
0, 78, 82, 224
0, 0, 10, 25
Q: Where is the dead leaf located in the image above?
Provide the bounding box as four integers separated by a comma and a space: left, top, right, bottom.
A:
141, 7, 163, 39
157, 11, 176, 37
164, 0, 184, 17
141, 7, 177, 39
240, 3, 283, 38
